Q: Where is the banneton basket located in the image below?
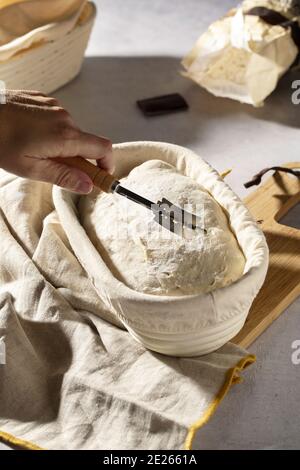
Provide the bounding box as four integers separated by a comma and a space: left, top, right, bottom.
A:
0, 2, 96, 94
53, 142, 269, 357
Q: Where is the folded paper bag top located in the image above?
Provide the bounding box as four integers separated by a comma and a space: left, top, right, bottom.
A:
0, 0, 88, 62
242, 0, 300, 18
53, 142, 269, 357
182, 0, 299, 106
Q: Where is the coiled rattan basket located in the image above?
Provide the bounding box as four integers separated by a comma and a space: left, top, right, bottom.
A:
0, 2, 96, 94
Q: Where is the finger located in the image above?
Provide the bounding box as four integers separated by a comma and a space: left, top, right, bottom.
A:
56, 128, 113, 171
22, 156, 94, 194
96, 147, 114, 173
7, 89, 48, 97
8, 93, 60, 107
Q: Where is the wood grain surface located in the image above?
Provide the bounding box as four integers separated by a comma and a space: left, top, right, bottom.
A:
233, 162, 300, 347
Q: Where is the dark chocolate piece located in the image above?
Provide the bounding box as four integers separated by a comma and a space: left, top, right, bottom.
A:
244, 166, 300, 188
137, 93, 188, 117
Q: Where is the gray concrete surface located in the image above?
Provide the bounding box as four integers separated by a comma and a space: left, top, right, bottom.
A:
1, 0, 299, 450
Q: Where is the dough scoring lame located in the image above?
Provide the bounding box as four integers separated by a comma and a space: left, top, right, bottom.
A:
80, 160, 246, 296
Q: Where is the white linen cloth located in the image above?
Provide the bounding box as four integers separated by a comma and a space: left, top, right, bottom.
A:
0, 166, 255, 449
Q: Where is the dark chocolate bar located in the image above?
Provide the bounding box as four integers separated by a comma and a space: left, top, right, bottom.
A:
137, 93, 188, 117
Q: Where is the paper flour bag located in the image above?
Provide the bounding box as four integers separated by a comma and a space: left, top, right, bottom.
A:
182, 0, 300, 106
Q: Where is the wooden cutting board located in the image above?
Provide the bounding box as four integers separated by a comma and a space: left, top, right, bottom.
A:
232, 162, 300, 348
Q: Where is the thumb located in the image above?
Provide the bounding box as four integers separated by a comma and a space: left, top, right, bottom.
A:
24, 157, 94, 193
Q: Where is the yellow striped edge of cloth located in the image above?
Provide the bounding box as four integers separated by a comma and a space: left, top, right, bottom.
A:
184, 354, 256, 450
220, 169, 232, 179
0, 429, 44, 450
0, 356, 255, 450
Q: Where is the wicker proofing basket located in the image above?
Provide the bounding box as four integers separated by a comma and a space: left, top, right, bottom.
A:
53, 142, 269, 357
0, 2, 96, 94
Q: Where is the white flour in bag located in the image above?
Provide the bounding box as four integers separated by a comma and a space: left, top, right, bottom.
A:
182, 0, 299, 106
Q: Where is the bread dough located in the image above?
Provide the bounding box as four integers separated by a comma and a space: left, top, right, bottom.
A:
80, 160, 245, 296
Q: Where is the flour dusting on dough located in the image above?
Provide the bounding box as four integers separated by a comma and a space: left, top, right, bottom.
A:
80, 160, 245, 296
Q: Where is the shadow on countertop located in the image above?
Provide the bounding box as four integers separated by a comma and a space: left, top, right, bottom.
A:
54, 56, 300, 146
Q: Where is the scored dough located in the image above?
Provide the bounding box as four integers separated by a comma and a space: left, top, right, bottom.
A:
80, 160, 245, 296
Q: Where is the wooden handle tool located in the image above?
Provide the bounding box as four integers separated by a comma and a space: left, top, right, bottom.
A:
54, 156, 118, 192
53, 156, 203, 233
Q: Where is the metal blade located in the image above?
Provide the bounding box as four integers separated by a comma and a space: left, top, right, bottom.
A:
114, 184, 154, 210
152, 205, 183, 236
113, 184, 205, 234
157, 198, 204, 231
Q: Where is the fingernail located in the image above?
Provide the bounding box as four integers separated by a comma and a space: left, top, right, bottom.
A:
74, 179, 93, 194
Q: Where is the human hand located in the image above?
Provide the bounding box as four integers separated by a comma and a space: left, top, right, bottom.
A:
0, 90, 113, 193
